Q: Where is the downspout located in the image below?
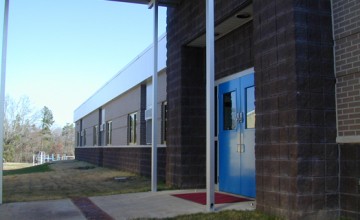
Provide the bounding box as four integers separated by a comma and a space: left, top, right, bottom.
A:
329, 0, 341, 214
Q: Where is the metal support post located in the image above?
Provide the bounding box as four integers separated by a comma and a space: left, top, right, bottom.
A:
206, 0, 215, 212
151, 0, 158, 192
0, 0, 9, 205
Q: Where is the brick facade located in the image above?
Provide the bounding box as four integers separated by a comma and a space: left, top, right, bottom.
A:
166, 0, 252, 188
333, 0, 360, 219
74, 0, 360, 219
253, 0, 337, 219
75, 147, 166, 181
75, 72, 167, 185
334, 0, 360, 142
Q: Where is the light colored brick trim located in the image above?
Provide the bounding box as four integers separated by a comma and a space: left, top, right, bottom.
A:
337, 135, 360, 143
75, 144, 166, 149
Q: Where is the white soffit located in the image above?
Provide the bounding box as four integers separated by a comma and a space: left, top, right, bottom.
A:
73, 34, 167, 122
188, 4, 253, 47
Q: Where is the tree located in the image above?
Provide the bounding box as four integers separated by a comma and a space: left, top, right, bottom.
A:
40, 106, 54, 133
3, 96, 75, 162
3, 95, 40, 162
39, 106, 55, 152
62, 123, 75, 156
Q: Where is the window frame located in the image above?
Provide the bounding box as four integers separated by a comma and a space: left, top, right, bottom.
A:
128, 112, 137, 145
93, 125, 98, 146
245, 86, 255, 129
76, 131, 80, 147
83, 129, 86, 146
106, 121, 112, 146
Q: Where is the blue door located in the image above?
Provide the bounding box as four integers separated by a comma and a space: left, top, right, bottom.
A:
218, 73, 255, 198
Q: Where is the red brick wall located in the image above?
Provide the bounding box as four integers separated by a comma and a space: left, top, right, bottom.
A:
334, 0, 360, 142
75, 147, 166, 181
333, 0, 360, 219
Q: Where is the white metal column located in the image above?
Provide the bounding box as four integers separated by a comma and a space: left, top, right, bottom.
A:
206, 0, 215, 212
0, 0, 9, 205
151, 0, 159, 192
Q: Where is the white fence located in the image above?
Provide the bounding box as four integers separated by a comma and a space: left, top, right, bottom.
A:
33, 151, 75, 165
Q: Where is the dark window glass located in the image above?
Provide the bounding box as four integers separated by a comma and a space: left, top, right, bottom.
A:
106, 121, 112, 145
223, 91, 237, 130
93, 126, 98, 146
128, 113, 137, 144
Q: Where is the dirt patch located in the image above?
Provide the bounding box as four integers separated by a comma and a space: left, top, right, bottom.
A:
3, 160, 154, 203
75, 166, 96, 170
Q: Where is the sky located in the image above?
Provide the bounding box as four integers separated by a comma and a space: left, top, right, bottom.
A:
1, 0, 167, 128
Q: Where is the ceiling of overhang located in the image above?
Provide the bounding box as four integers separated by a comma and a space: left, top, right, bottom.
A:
107, 0, 181, 7
188, 4, 253, 47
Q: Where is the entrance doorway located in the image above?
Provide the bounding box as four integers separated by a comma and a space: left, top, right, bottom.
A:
218, 72, 255, 198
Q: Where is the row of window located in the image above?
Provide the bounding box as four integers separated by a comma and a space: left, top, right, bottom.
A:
77, 102, 168, 147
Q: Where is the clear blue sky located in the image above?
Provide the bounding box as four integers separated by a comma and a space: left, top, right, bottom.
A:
2, 0, 166, 127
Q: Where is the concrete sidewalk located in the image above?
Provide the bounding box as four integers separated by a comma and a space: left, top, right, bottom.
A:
0, 190, 255, 220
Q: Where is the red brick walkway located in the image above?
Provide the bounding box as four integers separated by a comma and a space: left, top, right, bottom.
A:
71, 197, 114, 220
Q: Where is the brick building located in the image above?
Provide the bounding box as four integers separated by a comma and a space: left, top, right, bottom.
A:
74, 0, 360, 219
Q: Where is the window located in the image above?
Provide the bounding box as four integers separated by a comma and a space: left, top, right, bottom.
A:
146, 119, 152, 145
76, 132, 80, 146
106, 121, 112, 145
128, 112, 137, 144
246, 86, 255, 129
161, 102, 168, 144
223, 91, 237, 130
83, 129, 86, 146
93, 126, 98, 146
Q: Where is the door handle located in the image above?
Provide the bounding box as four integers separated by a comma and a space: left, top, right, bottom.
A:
239, 133, 245, 153
241, 144, 245, 153
237, 144, 245, 153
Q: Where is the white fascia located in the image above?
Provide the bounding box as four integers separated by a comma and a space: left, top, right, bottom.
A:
73, 34, 167, 122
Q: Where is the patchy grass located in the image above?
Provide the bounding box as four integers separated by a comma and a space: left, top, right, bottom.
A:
4, 163, 52, 176
3, 160, 170, 203
140, 210, 282, 220
3, 163, 33, 170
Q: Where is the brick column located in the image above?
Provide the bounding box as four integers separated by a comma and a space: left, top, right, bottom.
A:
253, 1, 337, 219
166, 45, 207, 188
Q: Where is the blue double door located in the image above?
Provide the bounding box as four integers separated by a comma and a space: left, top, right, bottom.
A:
218, 73, 256, 198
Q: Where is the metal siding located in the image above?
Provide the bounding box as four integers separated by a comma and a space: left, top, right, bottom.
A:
74, 35, 167, 122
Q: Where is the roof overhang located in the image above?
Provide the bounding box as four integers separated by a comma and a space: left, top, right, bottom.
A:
188, 3, 253, 47
106, 0, 180, 7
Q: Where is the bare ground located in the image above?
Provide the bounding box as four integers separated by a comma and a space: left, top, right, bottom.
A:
3, 160, 153, 203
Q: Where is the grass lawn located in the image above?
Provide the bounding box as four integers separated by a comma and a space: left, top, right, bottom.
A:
3, 160, 283, 219
158, 210, 283, 220
3, 162, 33, 170
3, 160, 168, 203
4, 163, 52, 176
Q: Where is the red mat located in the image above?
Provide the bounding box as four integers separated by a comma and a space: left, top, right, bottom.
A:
172, 192, 251, 205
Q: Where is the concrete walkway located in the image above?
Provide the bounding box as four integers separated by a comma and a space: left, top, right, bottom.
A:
0, 190, 255, 220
